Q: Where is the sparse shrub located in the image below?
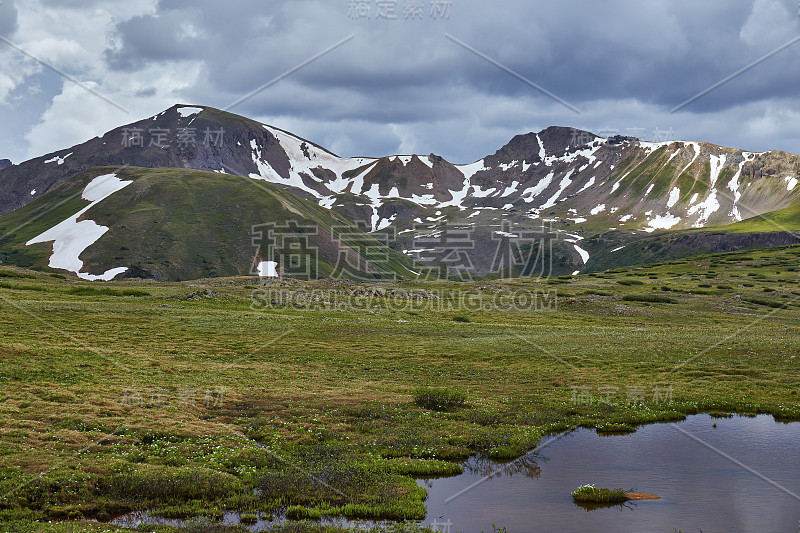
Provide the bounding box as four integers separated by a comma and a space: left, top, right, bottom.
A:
617, 279, 644, 286
571, 484, 629, 503
464, 409, 503, 426
583, 290, 611, 296
622, 294, 677, 304
120, 289, 150, 296
452, 315, 470, 323
381, 458, 463, 476
66, 286, 149, 297
106, 468, 242, 502
286, 505, 322, 519
239, 513, 258, 524
0, 282, 47, 292
741, 297, 788, 309
413, 387, 467, 411
0, 270, 35, 279
342, 401, 396, 421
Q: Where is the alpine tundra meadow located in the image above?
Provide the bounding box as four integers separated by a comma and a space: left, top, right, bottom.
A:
0, 1, 799, 532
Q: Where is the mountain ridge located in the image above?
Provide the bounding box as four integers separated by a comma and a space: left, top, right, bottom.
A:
3, 104, 797, 232
2, 104, 800, 280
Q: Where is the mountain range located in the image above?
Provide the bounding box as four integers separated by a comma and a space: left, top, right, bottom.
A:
1, 104, 799, 281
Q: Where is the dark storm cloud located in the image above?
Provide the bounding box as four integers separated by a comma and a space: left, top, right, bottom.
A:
102, 0, 800, 119
104, 8, 205, 70
4, 0, 800, 164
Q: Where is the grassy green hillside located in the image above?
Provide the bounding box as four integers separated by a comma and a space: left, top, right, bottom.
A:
0, 167, 422, 282
0, 246, 798, 530
580, 200, 800, 273
722, 202, 800, 233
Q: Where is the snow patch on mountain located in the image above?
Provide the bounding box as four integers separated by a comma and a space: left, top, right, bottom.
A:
26, 174, 132, 280
667, 187, 681, 208
688, 189, 720, 227
177, 106, 203, 118
249, 139, 285, 182
728, 159, 748, 221
573, 244, 590, 264
520, 172, 554, 202
590, 204, 606, 215
253, 125, 380, 201
501, 181, 520, 196
639, 141, 672, 155
665, 146, 682, 165
645, 213, 681, 232
577, 177, 595, 193
456, 160, 489, 180
471, 184, 498, 198
257, 261, 278, 277
44, 152, 73, 165
546, 141, 602, 167
536, 134, 546, 162
708, 155, 726, 188
678, 142, 701, 176
540, 170, 574, 209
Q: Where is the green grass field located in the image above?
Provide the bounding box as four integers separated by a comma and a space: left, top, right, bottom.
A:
0, 246, 799, 531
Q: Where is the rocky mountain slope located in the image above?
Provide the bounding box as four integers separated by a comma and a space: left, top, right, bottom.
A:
1, 104, 799, 280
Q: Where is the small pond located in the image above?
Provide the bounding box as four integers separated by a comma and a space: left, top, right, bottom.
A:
420, 414, 800, 533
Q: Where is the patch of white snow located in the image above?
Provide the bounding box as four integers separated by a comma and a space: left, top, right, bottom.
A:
26, 174, 132, 280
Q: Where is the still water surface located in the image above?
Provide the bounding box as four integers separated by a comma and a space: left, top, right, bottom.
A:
420, 414, 800, 533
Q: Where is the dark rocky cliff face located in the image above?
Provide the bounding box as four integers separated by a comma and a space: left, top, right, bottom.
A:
0, 159, 11, 170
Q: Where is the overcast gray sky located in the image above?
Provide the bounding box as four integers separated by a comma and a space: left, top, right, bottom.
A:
1, 0, 800, 164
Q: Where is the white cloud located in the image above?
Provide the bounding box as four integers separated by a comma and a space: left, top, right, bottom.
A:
23, 38, 93, 72
24, 60, 202, 159
740, 0, 797, 49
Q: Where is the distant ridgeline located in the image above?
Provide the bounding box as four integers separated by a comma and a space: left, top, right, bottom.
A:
0, 104, 799, 281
